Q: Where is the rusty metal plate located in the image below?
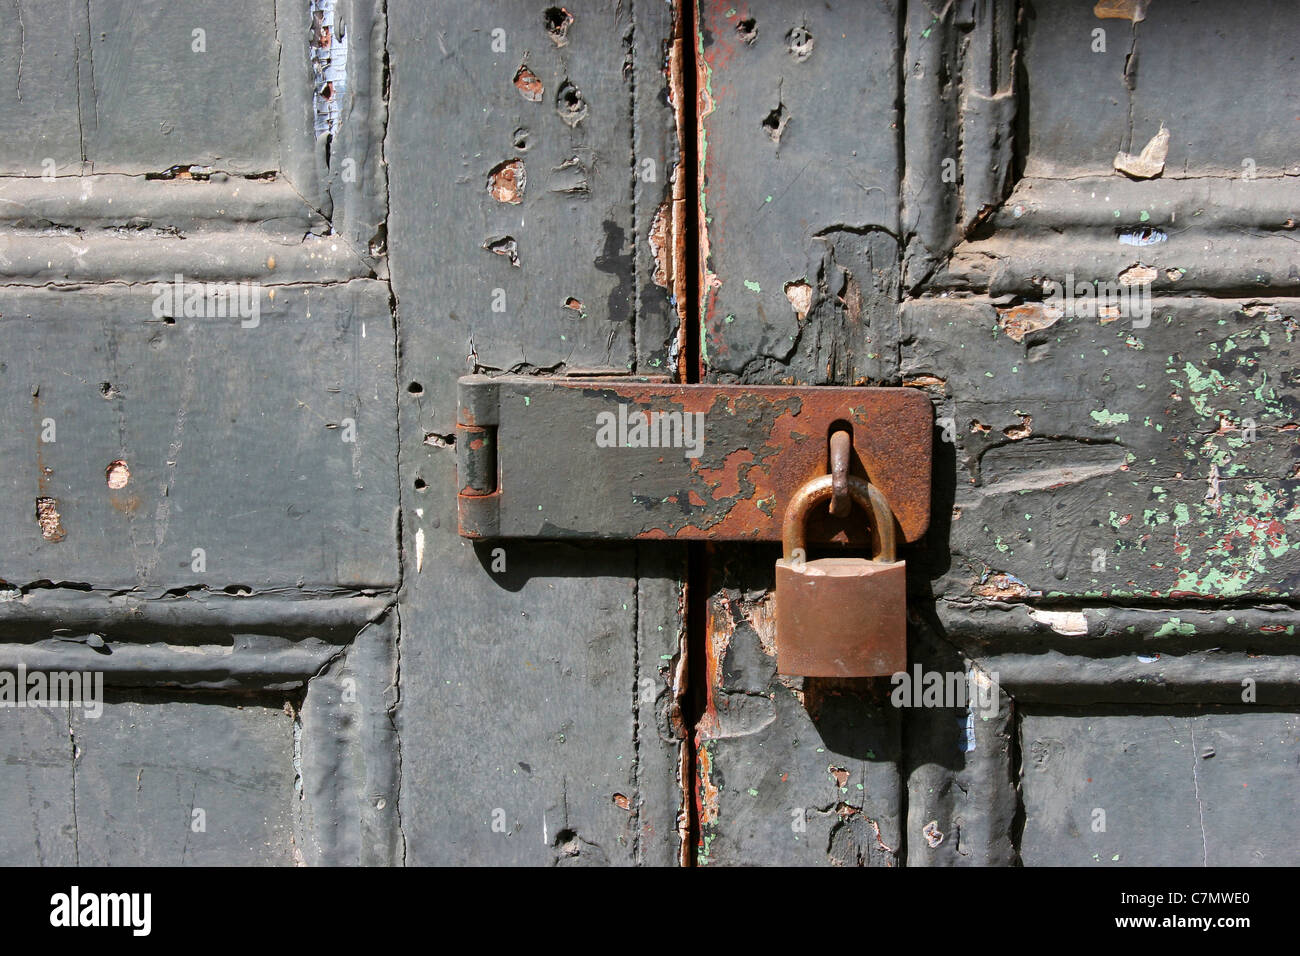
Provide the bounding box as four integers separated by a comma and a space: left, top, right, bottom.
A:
457, 375, 933, 544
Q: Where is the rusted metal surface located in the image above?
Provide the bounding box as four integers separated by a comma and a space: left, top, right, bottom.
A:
828, 428, 852, 517
781, 475, 897, 561
774, 475, 906, 677
457, 374, 933, 543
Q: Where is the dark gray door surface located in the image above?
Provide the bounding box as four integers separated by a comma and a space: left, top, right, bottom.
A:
1, 0, 1296, 867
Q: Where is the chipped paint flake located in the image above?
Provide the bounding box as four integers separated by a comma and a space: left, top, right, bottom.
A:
1114, 126, 1169, 179
487, 160, 526, 204
513, 64, 544, 101
783, 279, 813, 320
105, 459, 130, 489
1094, 0, 1151, 23
36, 497, 65, 541
310, 0, 348, 140
1119, 263, 1158, 286
999, 302, 1063, 342
1090, 409, 1130, 426
1029, 609, 1089, 635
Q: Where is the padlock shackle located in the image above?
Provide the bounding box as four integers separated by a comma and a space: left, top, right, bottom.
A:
782, 474, 897, 562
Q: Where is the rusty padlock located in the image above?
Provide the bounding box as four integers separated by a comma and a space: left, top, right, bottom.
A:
775, 473, 906, 677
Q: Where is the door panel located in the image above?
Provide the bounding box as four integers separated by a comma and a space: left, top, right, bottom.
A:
385, 0, 685, 864
692, 0, 1300, 866
0, 0, 398, 865
1021, 709, 1300, 866
697, 0, 901, 384
1, 694, 299, 866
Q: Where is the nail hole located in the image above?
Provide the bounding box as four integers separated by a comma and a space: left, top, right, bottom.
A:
487, 159, 526, 204
786, 25, 814, 60
736, 18, 757, 43
105, 459, 130, 490
544, 7, 574, 45
408, 382, 424, 395
555, 80, 588, 127
513, 65, 544, 102
413, 477, 427, 491
483, 235, 520, 267
762, 103, 790, 143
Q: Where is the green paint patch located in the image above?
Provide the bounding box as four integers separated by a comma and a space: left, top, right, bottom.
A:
743, 280, 761, 293
1154, 618, 1196, 637
1090, 409, 1130, 426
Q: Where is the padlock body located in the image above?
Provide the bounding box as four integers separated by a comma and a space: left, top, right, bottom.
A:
775, 557, 906, 677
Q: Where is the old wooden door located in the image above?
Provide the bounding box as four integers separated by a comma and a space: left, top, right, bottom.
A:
3, 0, 1297, 868
688, 0, 1300, 866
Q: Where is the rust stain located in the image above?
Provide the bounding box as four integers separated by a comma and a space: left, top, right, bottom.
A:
527, 381, 933, 543
110, 494, 141, 515
708, 448, 755, 500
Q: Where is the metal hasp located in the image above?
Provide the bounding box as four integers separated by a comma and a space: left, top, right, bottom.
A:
456, 375, 933, 544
